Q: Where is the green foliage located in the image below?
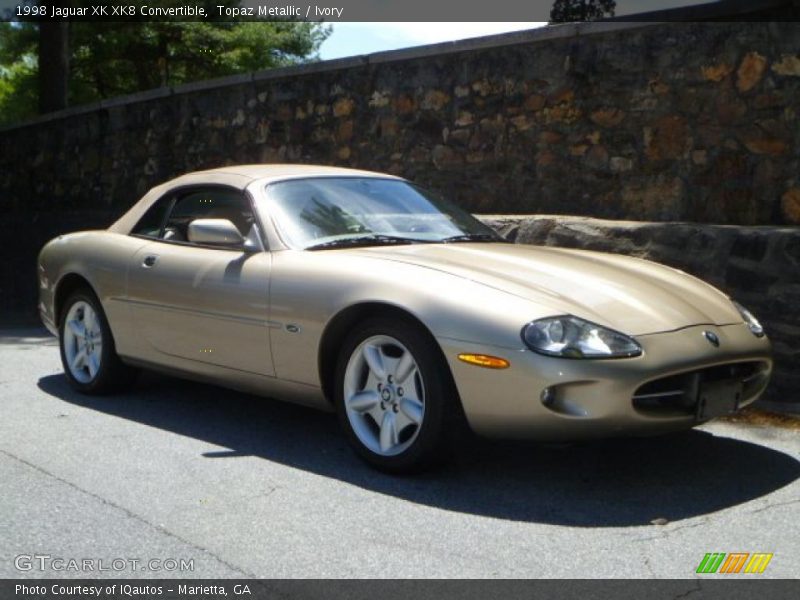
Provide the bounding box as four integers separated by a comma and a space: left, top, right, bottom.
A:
66, 21, 330, 102
550, 0, 616, 22
0, 57, 38, 125
0, 22, 38, 124
0, 8, 330, 125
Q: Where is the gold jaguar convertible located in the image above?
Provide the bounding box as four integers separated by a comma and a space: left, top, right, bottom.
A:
38, 165, 772, 471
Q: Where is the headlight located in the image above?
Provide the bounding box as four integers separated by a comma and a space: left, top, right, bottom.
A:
732, 300, 765, 337
522, 315, 642, 359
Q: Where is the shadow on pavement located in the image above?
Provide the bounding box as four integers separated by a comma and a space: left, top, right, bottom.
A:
38, 371, 800, 527
0, 327, 56, 345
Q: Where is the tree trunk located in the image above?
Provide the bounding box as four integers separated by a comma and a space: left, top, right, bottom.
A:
38, 19, 69, 113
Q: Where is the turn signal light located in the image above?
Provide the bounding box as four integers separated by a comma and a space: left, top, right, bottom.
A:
457, 354, 510, 369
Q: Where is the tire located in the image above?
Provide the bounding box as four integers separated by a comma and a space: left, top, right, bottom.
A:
334, 317, 462, 473
58, 289, 138, 394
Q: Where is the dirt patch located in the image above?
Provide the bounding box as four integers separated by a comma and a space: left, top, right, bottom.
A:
720, 407, 800, 429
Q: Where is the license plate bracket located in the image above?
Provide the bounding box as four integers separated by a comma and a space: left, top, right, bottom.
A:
696, 379, 743, 420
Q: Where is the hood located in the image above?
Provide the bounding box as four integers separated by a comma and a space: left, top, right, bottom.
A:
354, 243, 741, 336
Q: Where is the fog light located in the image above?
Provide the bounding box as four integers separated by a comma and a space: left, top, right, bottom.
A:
540, 386, 556, 407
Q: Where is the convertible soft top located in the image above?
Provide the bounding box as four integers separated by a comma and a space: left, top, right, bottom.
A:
108, 164, 399, 235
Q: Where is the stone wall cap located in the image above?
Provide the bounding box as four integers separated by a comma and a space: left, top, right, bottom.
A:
99, 86, 172, 108
172, 72, 254, 95
477, 214, 800, 234
252, 56, 369, 82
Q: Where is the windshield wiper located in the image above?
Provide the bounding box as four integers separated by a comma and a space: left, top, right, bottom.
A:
305, 234, 426, 251
438, 233, 503, 243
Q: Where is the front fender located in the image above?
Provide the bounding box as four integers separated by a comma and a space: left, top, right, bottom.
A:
268, 250, 548, 386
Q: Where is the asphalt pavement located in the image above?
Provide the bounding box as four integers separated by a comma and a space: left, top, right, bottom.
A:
1, 327, 798, 579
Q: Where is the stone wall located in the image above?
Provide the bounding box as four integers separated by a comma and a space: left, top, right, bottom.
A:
481, 215, 800, 409
3, 20, 800, 225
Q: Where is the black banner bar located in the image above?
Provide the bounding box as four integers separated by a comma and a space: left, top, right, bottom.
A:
3, 580, 800, 600
2, 0, 799, 23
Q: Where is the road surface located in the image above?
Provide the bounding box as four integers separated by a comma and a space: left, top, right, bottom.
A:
1, 328, 798, 579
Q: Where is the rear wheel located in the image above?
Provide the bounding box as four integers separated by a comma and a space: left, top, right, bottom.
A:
334, 317, 461, 473
59, 289, 137, 394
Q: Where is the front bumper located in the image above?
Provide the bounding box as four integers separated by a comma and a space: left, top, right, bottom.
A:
440, 323, 772, 440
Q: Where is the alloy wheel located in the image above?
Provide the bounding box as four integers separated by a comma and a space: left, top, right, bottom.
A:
62, 300, 103, 384
343, 334, 426, 457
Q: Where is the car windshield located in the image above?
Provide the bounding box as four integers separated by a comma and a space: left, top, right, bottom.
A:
258, 177, 502, 250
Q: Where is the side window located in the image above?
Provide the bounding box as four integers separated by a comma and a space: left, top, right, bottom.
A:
162, 188, 255, 244
131, 196, 173, 238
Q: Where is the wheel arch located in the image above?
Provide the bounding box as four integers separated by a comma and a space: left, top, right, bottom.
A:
54, 273, 99, 327
317, 302, 459, 407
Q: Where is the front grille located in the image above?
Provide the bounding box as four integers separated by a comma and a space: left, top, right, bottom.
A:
632, 361, 769, 417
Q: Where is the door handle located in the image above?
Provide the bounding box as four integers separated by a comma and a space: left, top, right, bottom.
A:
142, 255, 158, 268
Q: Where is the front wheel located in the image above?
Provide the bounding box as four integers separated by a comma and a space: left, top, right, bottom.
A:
334, 318, 461, 473
59, 289, 137, 394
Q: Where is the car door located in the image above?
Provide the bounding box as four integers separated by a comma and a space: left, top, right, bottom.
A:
126, 186, 274, 376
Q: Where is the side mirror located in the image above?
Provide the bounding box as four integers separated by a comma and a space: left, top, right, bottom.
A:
187, 219, 244, 247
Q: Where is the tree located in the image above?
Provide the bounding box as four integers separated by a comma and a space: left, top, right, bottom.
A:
37, 15, 69, 112
550, 0, 616, 22
0, 20, 38, 122
0, 6, 330, 124
67, 21, 330, 103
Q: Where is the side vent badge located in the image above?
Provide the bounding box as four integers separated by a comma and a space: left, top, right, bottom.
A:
703, 331, 720, 347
